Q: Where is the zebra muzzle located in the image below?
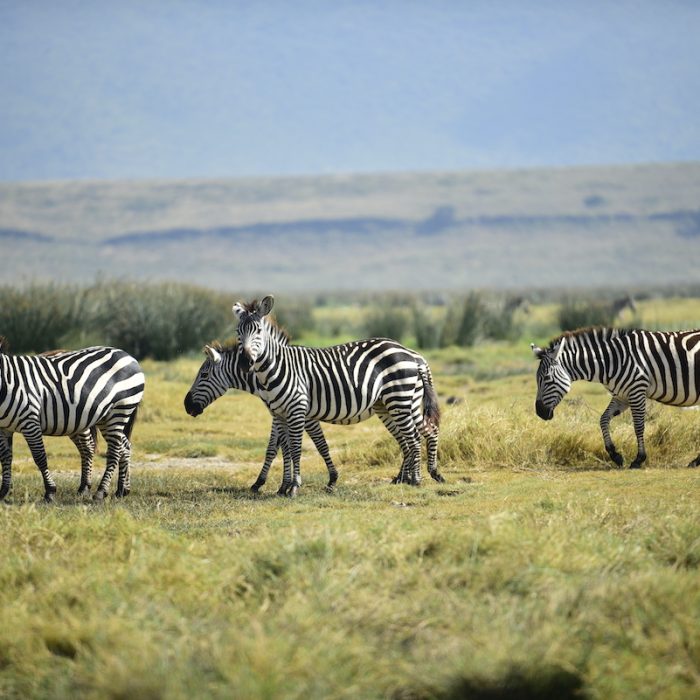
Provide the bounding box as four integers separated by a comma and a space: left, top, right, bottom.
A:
184, 392, 203, 417
535, 400, 554, 421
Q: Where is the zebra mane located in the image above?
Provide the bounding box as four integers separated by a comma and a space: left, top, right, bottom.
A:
237, 297, 291, 344
210, 322, 290, 354
548, 326, 629, 350
208, 338, 240, 354
263, 316, 291, 344
239, 299, 260, 313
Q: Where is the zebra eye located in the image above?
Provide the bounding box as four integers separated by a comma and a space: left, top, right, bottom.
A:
201, 370, 210, 379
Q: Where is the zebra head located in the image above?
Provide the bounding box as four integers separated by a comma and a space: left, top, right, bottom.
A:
184, 345, 231, 417
531, 337, 570, 420
233, 295, 274, 365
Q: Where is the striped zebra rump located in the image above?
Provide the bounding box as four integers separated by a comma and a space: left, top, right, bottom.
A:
0, 342, 144, 502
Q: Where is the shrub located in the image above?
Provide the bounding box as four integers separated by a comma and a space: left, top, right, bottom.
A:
557, 299, 616, 331
363, 308, 409, 342
0, 283, 86, 353
413, 306, 441, 349
272, 298, 315, 338
455, 294, 484, 346
91, 281, 232, 360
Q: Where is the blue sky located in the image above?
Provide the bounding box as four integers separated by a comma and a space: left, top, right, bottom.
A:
1, 0, 699, 181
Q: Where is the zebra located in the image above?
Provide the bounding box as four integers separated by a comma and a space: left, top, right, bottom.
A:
531, 326, 700, 469
233, 296, 443, 496
184, 339, 339, 493
0, 338, 144, 501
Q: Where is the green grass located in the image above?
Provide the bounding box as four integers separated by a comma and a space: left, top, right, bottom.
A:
2, 315, 700, 699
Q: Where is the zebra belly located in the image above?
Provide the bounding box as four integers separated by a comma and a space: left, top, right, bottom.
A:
311, 406, 376, 425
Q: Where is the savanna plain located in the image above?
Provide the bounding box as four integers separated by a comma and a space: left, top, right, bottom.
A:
1, 296, 699, 700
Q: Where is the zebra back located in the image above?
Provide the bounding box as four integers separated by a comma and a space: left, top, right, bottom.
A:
0, 345, 144, 435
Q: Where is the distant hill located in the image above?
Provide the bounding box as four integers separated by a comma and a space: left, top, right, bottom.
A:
1, 163, 699, 292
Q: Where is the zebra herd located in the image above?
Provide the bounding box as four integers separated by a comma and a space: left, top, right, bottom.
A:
1, 296, 699, 502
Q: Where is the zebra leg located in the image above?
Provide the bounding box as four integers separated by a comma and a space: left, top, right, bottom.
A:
70, 429, 96, 494
384, 401, 422, 485
628, 396, 648, 469
22, 427, 56, 502
374, 405, 411, 483
251, 418, 281, 492
425, 431, 444, 483
304, 420, 338, 492
93, 429, 122, 501
599, 397, 629, 468
276, 424, 295, 496
0, 432, 13, 500
384, 422, 412, 483
115, 435, 131, 498
283, 412, 306, 498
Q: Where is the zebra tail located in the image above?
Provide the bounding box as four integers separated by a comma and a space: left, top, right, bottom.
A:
419, 366, 441, 430
124, 406, 139, 441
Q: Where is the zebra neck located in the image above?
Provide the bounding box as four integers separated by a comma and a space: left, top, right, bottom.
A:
226, 355, 257, 395
562, 332, 608, 383
251, 335, 284, 387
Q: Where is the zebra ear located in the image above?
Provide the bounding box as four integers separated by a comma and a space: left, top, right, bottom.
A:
232, 302, 246, 320
530, 343, 545, 359
258, 295, 274, 317
203, 345, 222, 364
553, 336, 566, 363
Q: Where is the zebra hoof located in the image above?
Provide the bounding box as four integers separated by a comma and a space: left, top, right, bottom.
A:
629, 462, 643, 470
0, 487, 9, 501
115, 488, 130, 499
608, 452, 624, 467
687, 458, 700, 468
43, 492, 56, 504
250, 481, 264, 493
92, 490, 107, 502
77, 484, 91, 495
288, 485, 299, 498
325, 483, 336, 493
429, 472, 446, 483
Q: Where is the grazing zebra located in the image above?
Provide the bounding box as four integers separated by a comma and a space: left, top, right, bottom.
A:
0, 339, 144, 501
184, 340, 339, 492
531, 326, 700, 469
233, 296, 443, 496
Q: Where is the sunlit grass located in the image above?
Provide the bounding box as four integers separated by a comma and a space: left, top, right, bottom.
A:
3, 324, 700, 699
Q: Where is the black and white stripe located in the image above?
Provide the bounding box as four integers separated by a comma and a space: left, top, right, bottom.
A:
0, 340, 144, 501
184, 340, 339, 492
0, 426, 98, 498
532, 327, 700, 468
234, 296, 442, 495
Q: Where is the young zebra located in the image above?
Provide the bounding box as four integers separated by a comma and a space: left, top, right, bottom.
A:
233, 296, 443, 496
0, 339, 144, 501
184, 340, 339, 492
532, 327, 700, 469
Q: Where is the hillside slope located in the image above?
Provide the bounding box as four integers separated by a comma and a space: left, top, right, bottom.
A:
1, 163, 699, 291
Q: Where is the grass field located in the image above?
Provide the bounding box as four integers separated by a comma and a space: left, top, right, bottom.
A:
1, 303, 700, 699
